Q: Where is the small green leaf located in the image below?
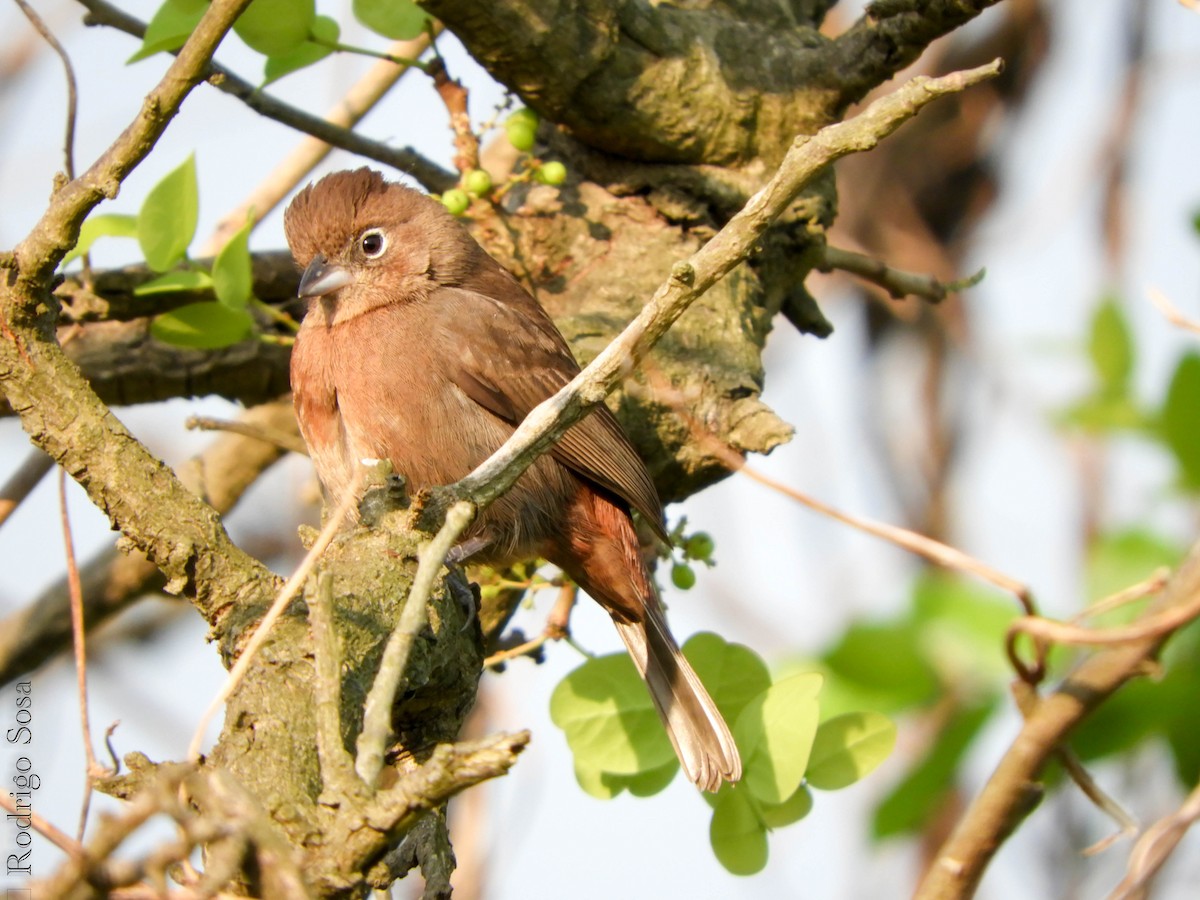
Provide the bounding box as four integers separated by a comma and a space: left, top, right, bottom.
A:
263, 16, 338, 85
61, 214, 139, 266
133, 269, 213, 296
128, 0, 207, 62
150, 302, 254, 349
709, 789, 768, 875
572, 759, 677, 800
138, 155, 199, 273
912, 572, 1016, 685
352, 0, 430, 39
1161, 351, 1200, 489
234, 0, 314, 56
1088, 296, 1134, 397
682, 632, 772, 725
211, 219, 253, 309
733, 673, 822, 804
550, 653, 675, 775
759, 784, 813, 829
805, 711, 896, 791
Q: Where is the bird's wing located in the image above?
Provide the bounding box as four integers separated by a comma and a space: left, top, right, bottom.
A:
434, 283, 667, 540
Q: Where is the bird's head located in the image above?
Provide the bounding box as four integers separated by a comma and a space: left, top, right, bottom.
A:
283, 167, 483, 322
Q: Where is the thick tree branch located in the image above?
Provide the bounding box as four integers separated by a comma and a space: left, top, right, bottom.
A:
445, 61, 1003, 516
75, 0, 456, 193
915, 540, 1200, 899
0, 400, 298, 685
0, 0, 277, 629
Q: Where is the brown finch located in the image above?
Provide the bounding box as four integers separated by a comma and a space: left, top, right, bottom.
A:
284, 168, 740, 791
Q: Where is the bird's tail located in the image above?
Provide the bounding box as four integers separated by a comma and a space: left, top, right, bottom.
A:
612, 606, 742, 792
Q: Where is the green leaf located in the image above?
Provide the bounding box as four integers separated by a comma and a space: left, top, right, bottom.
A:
150, 302, 254, 349
572, 759, 678, 800
211, 219, 253, 309
128, 0, 207, 62
262, 16, 338, 85
234, 0, 314, 56
138, 155, 199, 272
1161, 351, 1200, 489
682, 632, 772, 724
1088, 296, 1134, 397
733, 673, 821, 804
352, 0, 430, 39
550, 653, 675, 775
823, 621, 940, 712
1059, 392, 1147, 433
805, 712, 896, 791
759, 784, 813, 829
133, 269, 213, 296
709, 789, 768, 875
873, 699, 995, 839
61, 214, 138, 266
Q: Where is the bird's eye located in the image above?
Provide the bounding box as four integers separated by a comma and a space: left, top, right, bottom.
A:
359, 229, 387, 258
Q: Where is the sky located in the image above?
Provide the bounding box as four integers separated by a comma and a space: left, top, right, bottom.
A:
2, 1, 1200, 898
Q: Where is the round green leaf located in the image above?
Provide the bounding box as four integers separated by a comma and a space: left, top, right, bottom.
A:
212, 219, 253, 309
263, 16, 338, 85
138, 155, 198, 272
128, 0, 207, 62
805, 711, 896, 791
62, 213, 139, 266
759, 784, 813, 829
550, 653, 675, 775
352, 0, 429, 40
682, 632, 772, 724
133, 270, 213, 296
733, 672, 822, 804
151, 303, 254, 349
709, 789, 768, 875
234, 0, 314, 56
1089, 296, 1134, 397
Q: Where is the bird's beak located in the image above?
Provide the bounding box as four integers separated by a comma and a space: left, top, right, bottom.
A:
297, 254, 353, 298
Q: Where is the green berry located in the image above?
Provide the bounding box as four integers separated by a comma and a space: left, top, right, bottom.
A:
505, 121, 537, 152
685, 532, 715, 562
464, 169, 493, 197
671, 563, 696, 591
507, 107, 539, 130
536, 161, 567, 186
441, 189, 470, 216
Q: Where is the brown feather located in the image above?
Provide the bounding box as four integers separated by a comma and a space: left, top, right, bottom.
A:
285, 168, 741, 790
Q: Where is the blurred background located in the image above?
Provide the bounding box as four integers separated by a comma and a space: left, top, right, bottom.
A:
2, 0, 1200, 896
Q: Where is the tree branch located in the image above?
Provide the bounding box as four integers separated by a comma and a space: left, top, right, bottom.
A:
915, 539, 1200, 899
75, 0, 456, 193
444, 61, 1003, 517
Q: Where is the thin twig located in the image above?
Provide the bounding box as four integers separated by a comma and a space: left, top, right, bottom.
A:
199, 29, 437, 255
186, 414, 308, 456
1108, 777, 1200, 899
186, 470, 363, 762
1148, 286, 1200, 336
308, 571, 362, 800
449, 60, 1006, 520
0, 789, 86, 860
14, 0, 78, 179
1008, 587, 1200, 649
0, 449, 54, 529
355, 501, 475, 787
76, 0, 455, 193
483, 582, 578, 669
816, 244, 984, 302
60, 468, 112, 843
641, 362, 1033, 611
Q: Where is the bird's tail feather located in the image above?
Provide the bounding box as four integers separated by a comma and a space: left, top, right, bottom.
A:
613, 607, 742, 792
